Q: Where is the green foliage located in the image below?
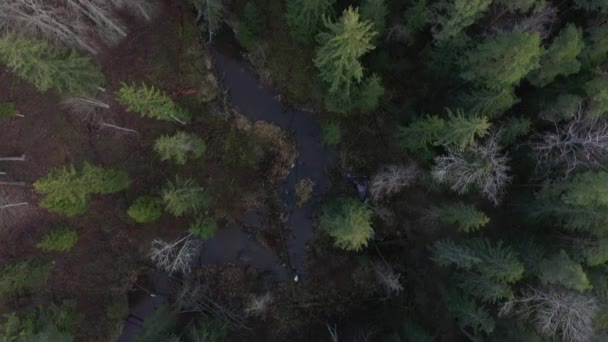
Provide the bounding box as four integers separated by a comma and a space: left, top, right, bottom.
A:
320, 197, 374, 251
361, 0, 388, 36
0, 103, 17, 118
134, 305, 177, 342
34, 163, 130, 217
237, 2, 265, 50
162, 177, 210, 217
575, 0, 608, 12
116, 83, 191, 124
286, 0, 336, 44
314, 7, 377, 106
460, 30, 543, 91
0, 301, 79, 342
529, 24, 584, 87
322, 122, 342, 145
355, 74, 384, 112
403, 0, 431, 39
496, 0, 543, 12
542, 93, 581, 122
154, 132, 206, 165
444, 288, 495, 334
584, 24, 608, 67
36, 227, 78, 252
585, 77, 608, 117
431, 0, 493, 42
0, 260, 53, 295
539, 250, 591, 292
189, 216, 217, 240
499, 117, 531, 145
400, 320, 434, 342
191, 0, 223, 42
456, 86, 520, 118
398, 115, 445, 159
0, 33, 103, 96
184, 319, 228, 342
127, 196, 163, 223
434, 110, 490, 150
582, 239, 608, 267
430, 202, 490, 233
431, 239, 482, 269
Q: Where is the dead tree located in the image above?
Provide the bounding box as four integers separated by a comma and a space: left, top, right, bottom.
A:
0, 189, 29, 229
500, 287, 598, 342
372, 262, 403, 296
0, 155, 26, 162
149, 235, 201, 276
369, 163, 420, 202
531, 111, 608, 177
244, 292, 273, 318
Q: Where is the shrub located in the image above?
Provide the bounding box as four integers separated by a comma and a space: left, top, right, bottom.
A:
116, 83, 191, 124
36, 227, 78, 252
128, 196, 163, 223
321, 198, 374, 251
0, 260, 53, 295
189, 216, 218, 240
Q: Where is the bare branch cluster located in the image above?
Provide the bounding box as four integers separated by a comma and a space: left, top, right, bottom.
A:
432, 133, 511, 205
244, 292, 273, 317
531, 111, 608, 177
369, 163, 420, 202
0, 0, 157, 54
149, 235, 200, 276
500, 287, 598, 342
372, 262, 403, 296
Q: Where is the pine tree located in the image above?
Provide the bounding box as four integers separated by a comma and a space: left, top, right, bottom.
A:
434, 109, 491, 150
539, 250, 591, 292
583, 24, 608, 67
355, 74, 384, 112
34, 163, 129, 217
361, 0, 388, 37
443, 288, 495, 334
581, 238, 608, 266
286, 0, 336, 44
585, 77, 608, 117
498, 117, 532, 146
191, 0, 223, 43
429, 202, 490, 233
460, 30, 543, 91
431, 0, 493, 43
397, 115, 445, 159
456, 86, 520, 118
153, 132, 206, 165
320, 197, 373, 251
162, 177, 210, 217
529, 24, 585, 87
0, 260, 53, 295
403, 0, 431, 39
314, 7, 377, 108
116, 83, 191, 124
431, 239, 482, 269
36, 227, 78, 252
128, 196, 163, 223
0, 33, 103, 95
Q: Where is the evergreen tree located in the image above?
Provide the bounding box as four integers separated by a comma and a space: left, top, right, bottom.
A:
314, 7, 377, 111
434, 109, 491, 150
529, 24, 584, 87
0, 102, 19, 119
162, 177, 210, 217
191, 0, 223, 43
431, 239, 482, 269
154, 132, 206, 165
398, 115, 445, 159
583, 24, 608, 67
574, 0, 608, 12
322, 122, 342, 145
539, 250, 591, 292
36, 227, 78, 252
0, 301, 79, 341
581, 238, 608, 267
431, 0, 493, 43
403, 0, 431, 39
128, 196, 163, 223
429, 202, 490, 233
355, 74, 384, 112
320, 197, 373, 251
0, 33, 103, 95
286, 0, 336, 44
498, 117, 532, 146
456, 86, 520, 118
188, 216, 217, 240
444, 288, 495, 334
237, 2, 266, 50
496, 0, 542, 13
585, 77, 608, 117
460, 30, 543, 91
0, 260, 53, 295
361, 0, 388, 37
116, 83, 191, 124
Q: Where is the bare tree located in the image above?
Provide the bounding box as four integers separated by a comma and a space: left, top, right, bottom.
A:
149, 235, 201, 276
531, 110, 608, 177
369, 163, 420, 202
500, 287, 599, 342
372, 262, 403, 296
244, 292, 273, 317
432, 133, 511, 205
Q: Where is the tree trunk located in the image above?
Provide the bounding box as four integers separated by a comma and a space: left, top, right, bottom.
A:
0, 155, 25, 162
0, 202, 28, 210
0, 181, 28, 187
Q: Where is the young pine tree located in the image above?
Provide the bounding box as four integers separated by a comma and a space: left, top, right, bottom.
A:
36, 227, 78, 252
162, 177, 210, 217
431, 0, 493, 43
320, 197, 373, 251
314, 7, 377, 111
154, 132, 206, 165
528, 24, 585, 87
286, 0, 336, 44
128, 196, 163, 223
428, 202, 490, 233
0, 33, 103, 95
116, 83, 191, 124
460, 30, 543, 91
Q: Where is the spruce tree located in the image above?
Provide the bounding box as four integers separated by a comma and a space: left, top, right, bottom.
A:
320, 197, 373, 251
191, 0, 223, 43
460, 30, 543, 91
443, 288, 495, 334
128, 196, 163, 223
153, 132, 206, 165
496, 0, 542, 13
434, 110, 491, 150
116, 83, 191, 124
456, 86, 520, 118
0, 33, 103, 95
361, 0, 388, 37
583, 24, 608, 67
574, 0, 608, 12
585, 77, 608, 117
431, 0, 493, 43
286, 0, 336, 44
539, 250, 591, 292
529, 24, 585, 87
188, 216, 217, 240
36, 227, 78, 252
314, 7, 376, 110
429, 202, 490, 233
162, 177, 210, 217
397, 115, 445, 159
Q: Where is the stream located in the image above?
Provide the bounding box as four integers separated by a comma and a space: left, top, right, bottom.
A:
118, 30, 335, 340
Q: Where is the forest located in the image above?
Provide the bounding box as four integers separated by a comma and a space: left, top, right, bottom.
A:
0, 0, 608, 341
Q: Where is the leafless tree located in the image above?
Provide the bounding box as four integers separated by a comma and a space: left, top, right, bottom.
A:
432, 133, 511, 205
149, 235, 201, 276
244, 292, 273, 317
500, 287, 599, 342
531, 110, 608, 177
372, 262, 403, 296
369, 163, 420, 202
